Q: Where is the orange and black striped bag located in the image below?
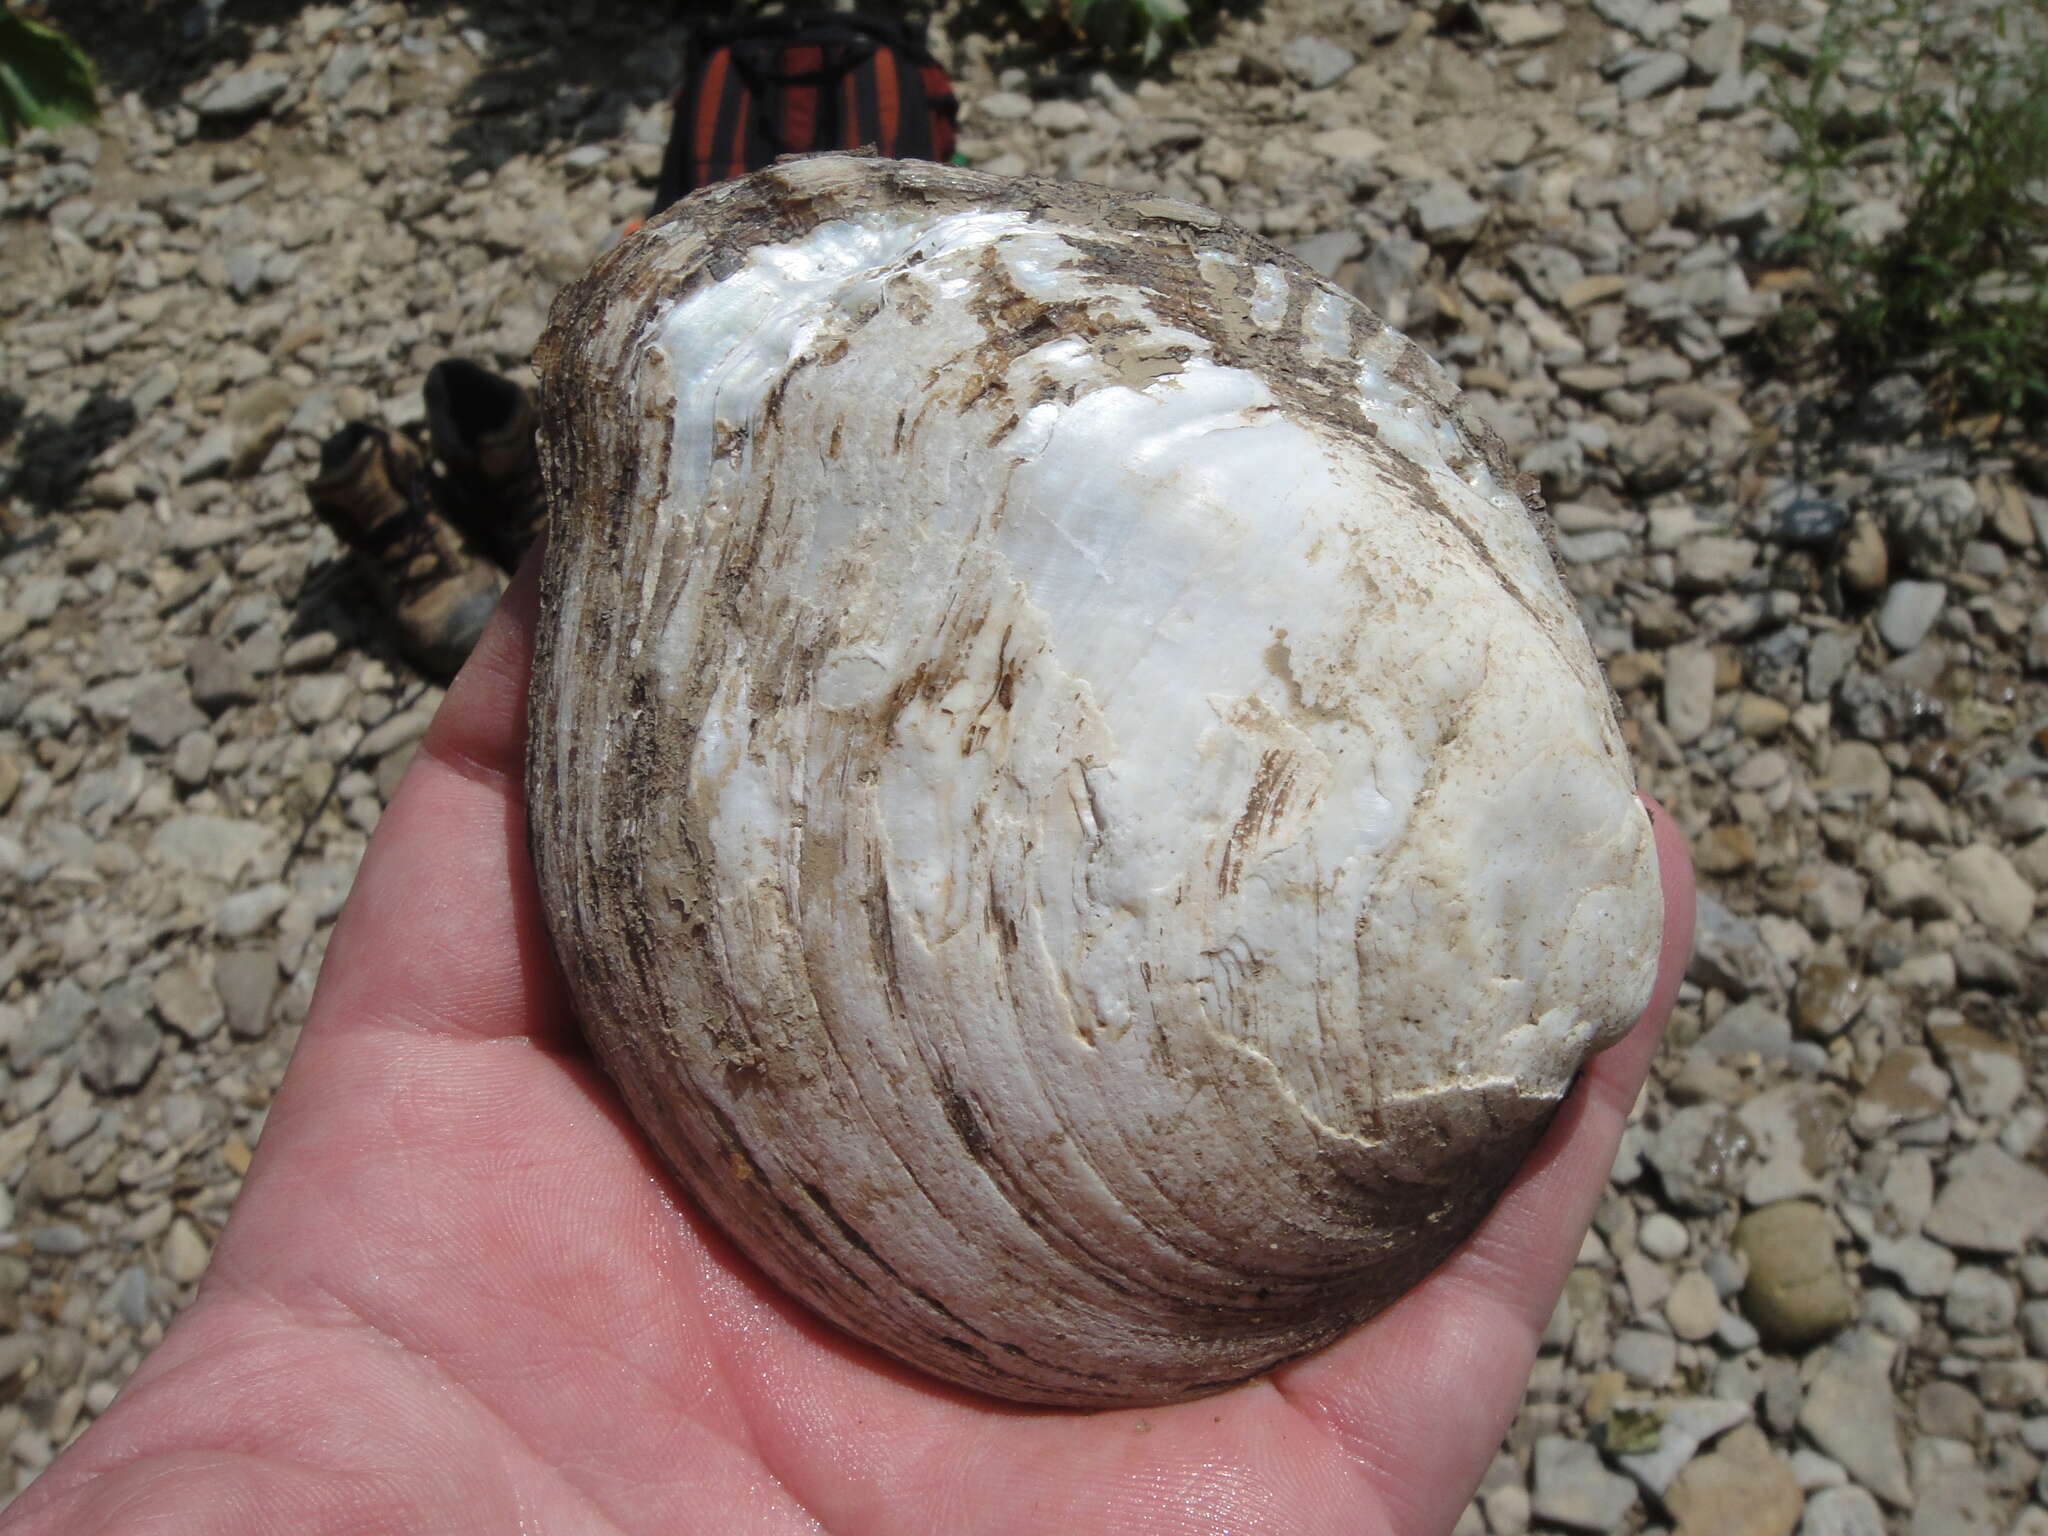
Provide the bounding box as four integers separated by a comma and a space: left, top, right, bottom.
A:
651, 11, 960, 215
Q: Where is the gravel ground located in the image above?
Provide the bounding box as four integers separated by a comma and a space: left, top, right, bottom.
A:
2, 0, 2045, 1530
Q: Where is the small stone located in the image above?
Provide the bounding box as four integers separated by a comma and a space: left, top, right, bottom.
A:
1484, 1, 1567, 44
1838, 516, 1889, 595
162, 1217, 210, 1285
1738, 1085, 1847, 1206
286, 673, 351, 728
11, 980, 92, 1071
1664, 1422, 1804, 1536
32, 1223, 90, 1255
1412, 180, 1487, 243
1647, 1103, 1753, 1214
127, 683, 208, 753
1943, 843, 2035, 936
179, 426, 234, 484
171, 730, 217, 789
1980, 1360, 2048, 1410
319, 40, 371, 100
151, 815, 277, 886
1305, 128, 1385, 167
80, 998, 161, 1094
213, 949, 279, 1041
1914, 1380, 1984, 1442
1031, 100, 1091, 134
1735, 1201, 1854, 1348
187, 639, 259, 712
1943, 1266, 2017, 1335
1860, 1044, 1951, 1129
972, 90, 1032, 122
1911, 1461, 1998, 1536
1613, 1327, 1678, 1387
1798, 1331, 1912, 1508
1793, 963, 1865, 1041
1667, 1269, 1723, 1341
1861, 1287, 1922, 1342
1278, 35, 1357, 89
215, 883, 291, 940
1288, 230, 1364, 279
1616, 50, 1689, 101
1624, 1250, 1674, 1314
1562, 274, 1631, 311
187, 66, 292, 119
1877, 580, 1946, 651
279, 632, 339, 673
1772, 492, 1850, 547
1664, 643, 1717, 744
105, 1265, 151, 1330
1481, 1481, 1530, 1536
1639, 1212, 1690, 1261
150, 961, 222, 1043
1735, 694, 1790, 738
1798, 1485, 1885, 1536
30, 1155, 81, 1206
1981, 474, 2036, 547
1693, 825, 1759, 877
1532, 1434, 1639, 1532
1863, 1232, 1957, 1297
1925, 1144, 2048, 1254
1717, 1310, 1761, 1351
1927, 1021, 2026, 1120
2021, 1299, 2048, 1356
1882, 1150, 1935, 1232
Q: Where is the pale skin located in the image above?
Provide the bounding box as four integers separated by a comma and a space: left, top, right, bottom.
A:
1, 559, 1694, 1536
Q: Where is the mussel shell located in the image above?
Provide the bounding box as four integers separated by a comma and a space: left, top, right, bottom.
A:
527, 156, 1661, 1406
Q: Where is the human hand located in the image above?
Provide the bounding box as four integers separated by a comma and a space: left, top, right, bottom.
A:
1, 559, 1693, 1536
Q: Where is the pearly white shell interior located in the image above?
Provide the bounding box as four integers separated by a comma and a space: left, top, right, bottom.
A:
624, 208, 1657, 1119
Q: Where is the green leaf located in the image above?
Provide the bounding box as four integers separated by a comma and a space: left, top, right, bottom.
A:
1603, 1405, 1664, 1456
0, 11, 99, 145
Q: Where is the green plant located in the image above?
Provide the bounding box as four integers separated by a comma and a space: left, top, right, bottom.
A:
1767, 0, 2048, 423
1012, 0, 1192, 62
0, 8, 98, 143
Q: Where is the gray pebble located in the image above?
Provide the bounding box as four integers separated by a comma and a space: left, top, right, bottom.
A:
31, 1223, 91, 1256
1615, 50, 1689, 102
187, 67, 292, 119
1799, 1484, 1886, 1536
81, 995, 161, 1094
213, 948, 280, 1041
186, 639, 260, 712
1611, 1326, 1679, 1386
1799, 1330, 1913, 1507
1278, 35, 1356, 89
1926, 1144, 2048, 1255
1945, 1267, 2020, 1336
215, 883, 291, 940
1877, 580, 1947, 651
1531, 1434, 1639, 1532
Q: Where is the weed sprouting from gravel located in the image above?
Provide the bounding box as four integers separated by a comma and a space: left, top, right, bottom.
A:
1766, 0, 2048, 423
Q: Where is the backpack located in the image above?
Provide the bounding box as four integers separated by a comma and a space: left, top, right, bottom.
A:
652, 10, 960, 216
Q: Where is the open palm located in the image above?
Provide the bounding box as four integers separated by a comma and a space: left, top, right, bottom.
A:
2, 564, 1692, 1536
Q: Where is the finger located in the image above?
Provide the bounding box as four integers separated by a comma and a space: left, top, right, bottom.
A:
302, 553, 575, 1049
1268, 796, 1694, 1535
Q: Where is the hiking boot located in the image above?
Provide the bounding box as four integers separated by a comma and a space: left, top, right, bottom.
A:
424, 359, 546, 571
309, 421, 504, 680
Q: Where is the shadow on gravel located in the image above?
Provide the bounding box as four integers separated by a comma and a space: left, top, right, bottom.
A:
0, 388, 138, 514
63, 0, 677, 173
67, 0, 1273, 177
